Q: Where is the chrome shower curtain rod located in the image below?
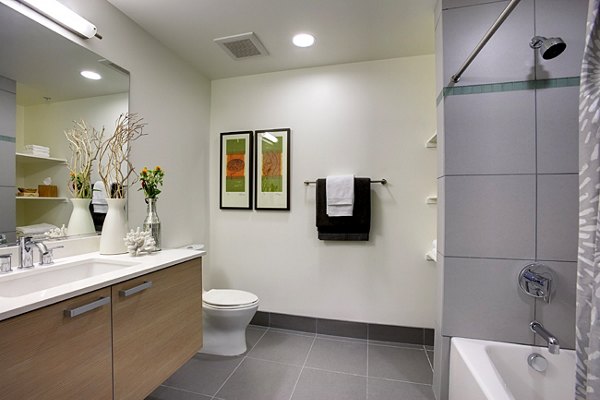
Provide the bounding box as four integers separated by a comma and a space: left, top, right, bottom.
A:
451, 0, 522, 83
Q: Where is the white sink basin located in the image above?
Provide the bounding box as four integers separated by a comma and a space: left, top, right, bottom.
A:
0, 258, 140, 297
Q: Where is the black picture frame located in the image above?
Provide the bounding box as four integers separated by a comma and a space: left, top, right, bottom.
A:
219, 131, 253, 209
254, 128, 291, 210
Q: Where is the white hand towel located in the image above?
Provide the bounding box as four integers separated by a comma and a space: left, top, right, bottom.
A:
91, 181, 108, 213
16, 223, 58, 238
326, 175, 354, 216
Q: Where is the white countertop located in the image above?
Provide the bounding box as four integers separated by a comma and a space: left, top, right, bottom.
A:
0, 248, 205, 321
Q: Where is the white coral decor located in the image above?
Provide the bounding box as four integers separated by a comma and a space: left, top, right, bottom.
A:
45, 224, 68, 239
124, 227, 156, 256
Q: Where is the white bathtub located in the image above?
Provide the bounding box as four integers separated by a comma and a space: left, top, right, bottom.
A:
449, 337, 575, 400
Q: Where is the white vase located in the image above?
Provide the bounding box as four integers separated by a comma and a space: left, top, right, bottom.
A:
99, 198, 128, 255
67, 198, 96, 236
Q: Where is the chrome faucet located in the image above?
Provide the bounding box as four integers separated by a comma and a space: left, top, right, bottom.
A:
530, 321, 560, 354
18, 237, 50, 268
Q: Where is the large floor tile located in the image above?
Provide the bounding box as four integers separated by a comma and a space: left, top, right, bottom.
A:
368, 345, 432, 384
247, 330, 314, 366
162, 353, 244, 397
305, 337, 367, 375
215, 357, 301, 400
426, 351, 434, 370
246, 326, 267, 350
368, 377, 435, 400
291, 368, 367, 400
146, 385, 213, 400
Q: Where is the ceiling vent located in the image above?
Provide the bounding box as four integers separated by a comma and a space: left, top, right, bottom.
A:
214, 32, 269, 59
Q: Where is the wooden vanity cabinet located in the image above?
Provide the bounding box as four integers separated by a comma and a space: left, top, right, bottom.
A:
0, 288, 113, 400
112, 258, 203, 400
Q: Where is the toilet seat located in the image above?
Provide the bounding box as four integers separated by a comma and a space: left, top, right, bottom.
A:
203, 289, 258, 309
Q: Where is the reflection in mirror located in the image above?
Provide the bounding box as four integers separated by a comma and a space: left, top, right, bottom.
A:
0, 3, 129, 245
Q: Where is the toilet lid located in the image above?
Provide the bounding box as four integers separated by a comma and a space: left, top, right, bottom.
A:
203, 289, 258, 307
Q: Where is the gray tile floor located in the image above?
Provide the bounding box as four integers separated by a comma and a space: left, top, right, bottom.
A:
147, 325, 435, 400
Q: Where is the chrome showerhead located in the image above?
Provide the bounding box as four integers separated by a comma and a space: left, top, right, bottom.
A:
530, 36, 567, 60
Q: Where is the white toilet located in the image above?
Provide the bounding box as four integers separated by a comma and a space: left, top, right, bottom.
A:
201, 289, 259, 356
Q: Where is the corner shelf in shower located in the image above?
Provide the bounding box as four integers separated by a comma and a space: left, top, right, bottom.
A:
425, 132, 437, 148
426, 195, 438, 204
425, 249, 437, 262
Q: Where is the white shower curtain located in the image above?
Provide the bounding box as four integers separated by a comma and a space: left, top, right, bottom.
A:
576, 1, 600, 398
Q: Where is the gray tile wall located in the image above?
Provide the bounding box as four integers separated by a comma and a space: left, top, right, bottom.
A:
433, 0, 587, 398
0, 76, 16, 242
442, 0, 535, 86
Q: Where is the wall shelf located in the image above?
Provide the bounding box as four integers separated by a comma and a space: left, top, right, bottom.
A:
426, 195, 438, 204
425, 249, 437, 262
425, 132, 437, 148
16, 152, 67, 166
16, 152, 69, 226
16, 196, 68, 202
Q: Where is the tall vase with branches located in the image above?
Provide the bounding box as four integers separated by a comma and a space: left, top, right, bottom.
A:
64, 120, 103, 235
98, 113, 147, 198
97, 113, 147, 254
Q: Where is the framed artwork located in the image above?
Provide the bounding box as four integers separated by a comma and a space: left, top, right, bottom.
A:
254, 128, 291, 210
220, 131, 253, 209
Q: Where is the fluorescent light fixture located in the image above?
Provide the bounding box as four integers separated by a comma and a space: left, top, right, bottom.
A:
293, 33, 315, 48
18, 0, 101, 39
80, 70, 101, 80
262, 132, 279, 143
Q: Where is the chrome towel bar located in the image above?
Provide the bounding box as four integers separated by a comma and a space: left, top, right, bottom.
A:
304, 178, 387, 185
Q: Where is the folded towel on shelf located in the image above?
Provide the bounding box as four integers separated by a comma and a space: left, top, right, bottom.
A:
24, 145, 50, 158
316, 177, 371, 241
91, 181, 108, 213
16, 223, 58, 238
326, 175, 355, 217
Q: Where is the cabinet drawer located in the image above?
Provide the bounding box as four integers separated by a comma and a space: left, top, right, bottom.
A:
0, 288, 112, 400
112, 258, 203, 400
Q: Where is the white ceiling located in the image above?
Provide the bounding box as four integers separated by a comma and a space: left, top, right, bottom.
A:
106, 0, 437, 80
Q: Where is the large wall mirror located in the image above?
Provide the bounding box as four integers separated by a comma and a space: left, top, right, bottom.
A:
0, 3, 129, 245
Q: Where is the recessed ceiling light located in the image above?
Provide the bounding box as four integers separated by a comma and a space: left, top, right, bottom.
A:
293, 33, 315, 48
80, 70, 101, 80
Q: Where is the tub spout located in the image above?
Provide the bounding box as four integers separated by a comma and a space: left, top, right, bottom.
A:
530, 321, 559, 354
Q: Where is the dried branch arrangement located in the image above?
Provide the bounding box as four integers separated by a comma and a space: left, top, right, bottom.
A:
64, 120, 103, 198
98, 113, 147, 199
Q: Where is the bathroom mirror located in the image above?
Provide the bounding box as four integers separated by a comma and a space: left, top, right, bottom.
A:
0, 3, 130, 244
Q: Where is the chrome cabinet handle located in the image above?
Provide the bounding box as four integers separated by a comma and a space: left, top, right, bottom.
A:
64, 296, 111, 318
119, 281, 153, 297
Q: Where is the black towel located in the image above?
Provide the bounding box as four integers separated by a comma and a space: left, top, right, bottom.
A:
316, 177, 371, 241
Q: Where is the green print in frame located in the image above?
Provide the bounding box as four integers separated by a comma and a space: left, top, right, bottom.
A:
255, 128, 290, 210
220, 131, 253, 209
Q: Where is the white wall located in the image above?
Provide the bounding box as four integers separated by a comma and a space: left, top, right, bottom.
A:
209, 56, 437, 328
54, 0, 212, 247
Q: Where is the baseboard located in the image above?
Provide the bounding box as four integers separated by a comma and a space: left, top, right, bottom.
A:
250, 311, 434, 346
